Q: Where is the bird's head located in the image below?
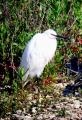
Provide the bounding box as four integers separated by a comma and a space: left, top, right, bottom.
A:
44, 29, 57, 39
44, 29, 70, 40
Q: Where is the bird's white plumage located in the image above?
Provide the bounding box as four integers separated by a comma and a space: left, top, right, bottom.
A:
20, 29, 57, 83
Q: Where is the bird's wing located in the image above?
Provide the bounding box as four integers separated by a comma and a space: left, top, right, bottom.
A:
27, 33, 57, 68
21, 32, 57, 78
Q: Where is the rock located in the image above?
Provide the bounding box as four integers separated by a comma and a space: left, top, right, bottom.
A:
49, 114, 55, 119
12, 114, 33, 120
66, 110, 71, 115
73, 100, 80, 109
22, 108, 26, 115
47, 107, 52, 111
58, 118, 67, 120
12, 114, 24, 120
46, 95, 52, 99
65, 97, 70, 101
58, 83, 64, 89
32, 107, 37, 114
37, 114, 43, 120
32, 99, 37, 104
16, 110, 22, 115
68, 103, 74, 108
24, 116, 33, 120
28, 94, 33, 100
75, 92, 80, 97
71, 113, 80, 119
79, 98, 82, 102
4, 118, 10, 120
39, 94, 43, 103
43, 114, 49, 119
55, 104, 61, 109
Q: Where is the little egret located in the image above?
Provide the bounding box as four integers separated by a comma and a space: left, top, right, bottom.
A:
20, 29, 68, 86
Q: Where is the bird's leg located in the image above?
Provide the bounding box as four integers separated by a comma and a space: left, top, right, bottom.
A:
34, 76, 42, 86
22, 75, 38, 92
22, 78, 30, 88
22, 69, 31, 87
32, 77, 43, 93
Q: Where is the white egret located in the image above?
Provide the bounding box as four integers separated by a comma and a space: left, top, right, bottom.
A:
20, 29, 68, 86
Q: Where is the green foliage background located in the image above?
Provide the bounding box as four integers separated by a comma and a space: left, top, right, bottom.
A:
0, 0, 82, 117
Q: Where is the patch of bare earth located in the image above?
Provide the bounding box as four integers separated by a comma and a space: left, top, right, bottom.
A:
1, 78, 82, 120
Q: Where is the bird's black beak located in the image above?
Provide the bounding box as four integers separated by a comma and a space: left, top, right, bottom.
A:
56, 35, 70, 40
51, 34, 70, 40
